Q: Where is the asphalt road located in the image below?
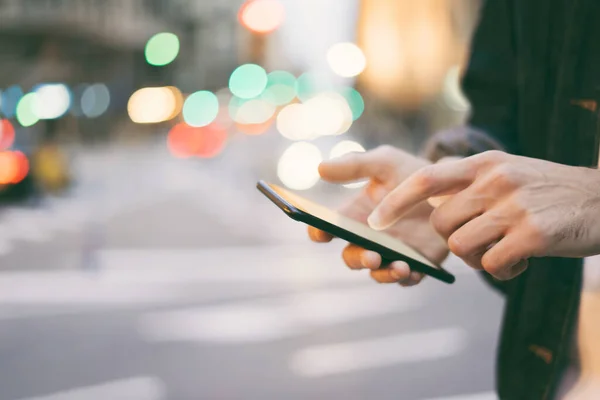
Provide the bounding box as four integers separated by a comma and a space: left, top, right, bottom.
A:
0, 140, 504, 400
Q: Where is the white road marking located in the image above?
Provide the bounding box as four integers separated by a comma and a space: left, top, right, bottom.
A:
12, 376, 166, 400
289, 327, 467, 377
420, 392, 496, 400
139, 285, 423, 343
0, 246, 475, 308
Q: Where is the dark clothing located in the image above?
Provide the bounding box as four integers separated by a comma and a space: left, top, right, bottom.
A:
425, 0, 600, 398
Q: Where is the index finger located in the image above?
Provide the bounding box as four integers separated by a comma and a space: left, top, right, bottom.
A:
368, 159, 477, 230
319, 150, 389, 183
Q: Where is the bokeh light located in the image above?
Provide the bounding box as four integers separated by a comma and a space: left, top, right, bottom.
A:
231, 98, 275, 125
128, 87, 177, 124
295, 72, 332, 102
338, 87, 365, 121
33, 83, 71, 119
0, 151, 28, 184
276, 103, 314, 141
16, 93, 39, 127
304, 92, 353, 136
261, 71, 297, 106
167, 122, 227, 159
11, 151, 29, 184
239, 0, 285, 34
183, 91, 219, 127
0, 120, 15, 150
81, 84, 110, 118
229, 64, 268, 99
327, 43, 367, 78
1, 86, 23, 118
235, 118, 274, 136
145, 32, 180, 67
443, 66, 470, 112
277, 142, 322, 190
329, 140, 366, 159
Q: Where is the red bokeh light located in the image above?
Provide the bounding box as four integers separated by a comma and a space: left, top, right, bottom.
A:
239, 0, 285, 34
0, 151, 28, 184
11, 151, 29, 183
167, 123, 227, 159
0, 120, 15, 150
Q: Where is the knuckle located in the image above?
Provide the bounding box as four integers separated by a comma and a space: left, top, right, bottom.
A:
447, 234, 470, 257
489, 163, 519, 187
480, 150, 506, 164
413, 166, 436, 191
429, 208, 452, 238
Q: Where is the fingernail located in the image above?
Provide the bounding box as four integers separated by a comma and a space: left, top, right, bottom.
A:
390, 263, 410, 280
361, 251, 379, 269
367, 212, 384, 230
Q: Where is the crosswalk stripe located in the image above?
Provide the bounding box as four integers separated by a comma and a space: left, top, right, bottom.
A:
138, 285, 424, 343
12, 376, 165, 400
289, 327, 467, 377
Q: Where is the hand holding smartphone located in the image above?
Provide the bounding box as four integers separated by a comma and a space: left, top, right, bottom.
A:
257, 181, 455, 284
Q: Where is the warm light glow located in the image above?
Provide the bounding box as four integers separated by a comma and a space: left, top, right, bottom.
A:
327, 43, 367, 78
165, 87, 184, 120
33, 84, 71, 119
0, 151, 28, 184
276, 103, 314, 141
443, 66, 470, 112
231, 98, 275, 125
329, 140, 366, 159
229, 64, 268, 99
167, 123, 227, 159
145, 32, 180, 66
81, 84, 110, 118
235, 119, 274, 136
11, 151, 29, 184
16, 93, 39, 127
0, 120, 15, 150
277, 92, 352, 141
239, 0, 285, 34
128, 87, 177, 124
277, 142, 322, 190
304, 92, 353, 136
357, 1, 460, 108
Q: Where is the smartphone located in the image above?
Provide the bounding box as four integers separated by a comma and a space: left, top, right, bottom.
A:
257, 181, 455, 284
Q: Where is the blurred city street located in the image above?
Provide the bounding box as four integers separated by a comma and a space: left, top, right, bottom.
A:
0, 137, 502, 400
0, 0, 505, 399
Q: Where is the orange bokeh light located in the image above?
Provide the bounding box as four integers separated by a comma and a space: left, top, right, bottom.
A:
235, 117, 273, 136
239, 0, 285, 34
0, 120, 15, 150
0, 151, 28, 184
167, 123, 227, 159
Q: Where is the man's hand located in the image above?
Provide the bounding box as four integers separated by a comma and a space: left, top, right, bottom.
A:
368, 150, 600, 280
308, 146, 449, 286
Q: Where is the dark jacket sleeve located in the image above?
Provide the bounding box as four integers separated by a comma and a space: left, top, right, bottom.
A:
423, 0, 518, 294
